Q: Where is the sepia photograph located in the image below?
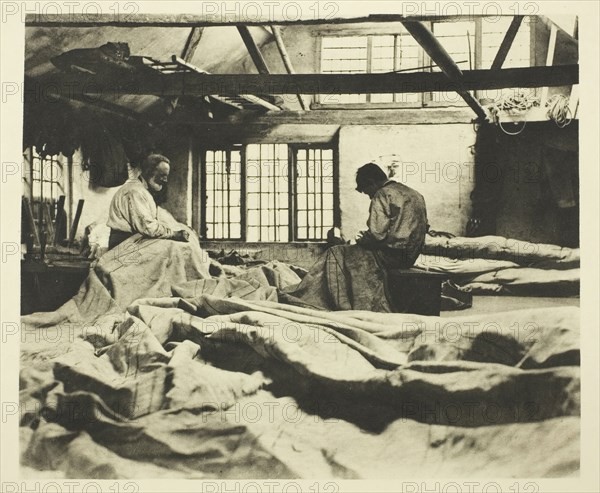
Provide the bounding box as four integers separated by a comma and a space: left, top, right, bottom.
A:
1, 1, 598, 491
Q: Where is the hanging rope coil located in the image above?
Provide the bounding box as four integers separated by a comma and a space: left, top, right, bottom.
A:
487, 91, 540, 136
545, 94, 572, 128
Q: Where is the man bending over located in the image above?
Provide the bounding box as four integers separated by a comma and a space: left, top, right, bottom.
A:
283, 162, 428, 312
355, 162, 428, 269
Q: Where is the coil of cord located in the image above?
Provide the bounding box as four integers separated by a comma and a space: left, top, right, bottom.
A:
487, 92, 540, 136
545, 94, 572, 128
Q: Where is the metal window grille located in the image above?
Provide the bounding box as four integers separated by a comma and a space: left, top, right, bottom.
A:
320, 32, 421, 104
200, 144, 338, 242
481, 17, 531, 68
479, 17, 532, 101
246, 144, 290, 242
319, 19, 532, 107
429, 20, 477, 105
202, 148, 243, 240
294, 147, 335, 241
30, 149, 64, 227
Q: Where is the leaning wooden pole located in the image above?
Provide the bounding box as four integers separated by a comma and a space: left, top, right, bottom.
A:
401, 21, 488, 120
270, 25, 309, 110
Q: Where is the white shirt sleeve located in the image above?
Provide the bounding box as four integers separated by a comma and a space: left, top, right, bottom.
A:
125, 188, 173, 238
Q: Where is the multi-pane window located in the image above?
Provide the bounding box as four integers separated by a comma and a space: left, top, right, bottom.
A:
318, 18, 532, 107
428, 20, 476, 105
479, 16, 532, 102
481, 16, 531, 68
203, 149, 243, 240
319, 31, 421, 104
201, 144, 337, 242
30, 149, 65, 228
246, 144, 290, 242
295, 147, 335, 241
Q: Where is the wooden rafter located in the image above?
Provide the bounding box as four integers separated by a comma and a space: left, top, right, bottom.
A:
28, 65, 579, 98
401, 21, 487, 120
491, 16, 524, 70
169, 27, 205, 113
237, 26, 270, 74
181, 26, 204, 60
171, 56, 281, 111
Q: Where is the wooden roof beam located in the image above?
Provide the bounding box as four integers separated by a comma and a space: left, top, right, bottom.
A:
25, 14, 488, 28
26, 65, 579, 98
401, 20, 487, 120
491, 16, 524, 70
171, 56, 281, 111
181, 27, 204, 60
237, 25, 271, 75
169, 27, 205, 114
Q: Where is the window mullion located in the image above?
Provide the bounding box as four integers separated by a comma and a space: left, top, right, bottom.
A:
393, 34, 401, 103
474, 17, 483, 100
422, 21, 433, 107
225, 151, 230, 239
240, 146, 247, 241
258, 145, 262, 241
272, 144, 277, 241
333, 143, 340, 228
366, 35, 373, 103
214, 152, 218, 238
288, 146, 296, 242
29, 147, 33, 201
199, 149, 207, 238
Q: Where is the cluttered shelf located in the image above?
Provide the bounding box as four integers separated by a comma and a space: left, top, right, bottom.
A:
485, 90, 578, 126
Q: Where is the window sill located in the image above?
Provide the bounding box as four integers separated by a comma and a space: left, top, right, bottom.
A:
311, 102, 423, 110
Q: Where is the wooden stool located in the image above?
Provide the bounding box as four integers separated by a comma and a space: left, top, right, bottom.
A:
387, 268, 446, 316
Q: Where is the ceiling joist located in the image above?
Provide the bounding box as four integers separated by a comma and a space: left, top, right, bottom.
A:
26, 14, 487, 28
171, 56, 281, 111
28, 65, 578, 99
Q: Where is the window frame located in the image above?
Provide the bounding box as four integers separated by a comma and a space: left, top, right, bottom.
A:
313, 17, 534, 110
199, 145, 245, 241
314, 26, 425, 109
198, 142, 339, 243
28, 148, 68, 234
289, 143, 340, 242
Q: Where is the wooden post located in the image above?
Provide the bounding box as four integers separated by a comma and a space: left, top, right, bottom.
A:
54, 195, 66, 246
68, 199, 84, 247
22, 196, 40, 247
43, 203, 55, 245
540, 23, 558, 107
